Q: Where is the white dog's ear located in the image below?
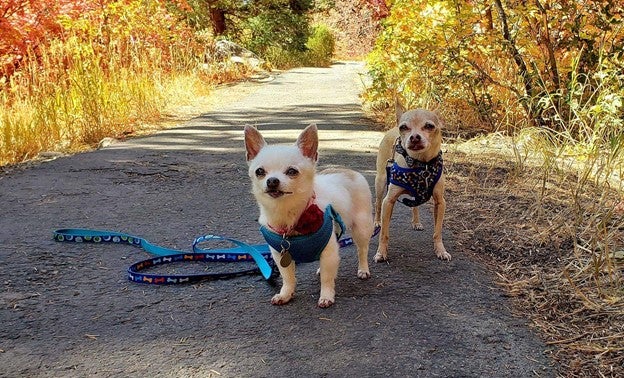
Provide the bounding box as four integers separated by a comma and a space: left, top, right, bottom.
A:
244, 125, 266, 161
296, 124, 319, 162
395, 99, 406, 125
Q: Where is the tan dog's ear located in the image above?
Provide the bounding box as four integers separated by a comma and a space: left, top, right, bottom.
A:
244, 125, 266, 161
296, 124, 319, 162
395, 99, 406, 125
433, 111, 445, 130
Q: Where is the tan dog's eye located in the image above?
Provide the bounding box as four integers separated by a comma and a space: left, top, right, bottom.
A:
285, 167, 299, 177
255, 167, 266, 177
424, 122, 436, 131
399, 124, 409, 132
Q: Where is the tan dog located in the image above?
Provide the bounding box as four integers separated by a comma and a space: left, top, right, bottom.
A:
373, 104, 451, 262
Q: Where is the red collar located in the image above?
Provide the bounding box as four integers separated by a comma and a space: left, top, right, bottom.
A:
268, 196, 325, 236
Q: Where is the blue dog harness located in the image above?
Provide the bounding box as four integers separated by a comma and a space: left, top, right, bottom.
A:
260, 204, 345, 264
386, 140, 444, 207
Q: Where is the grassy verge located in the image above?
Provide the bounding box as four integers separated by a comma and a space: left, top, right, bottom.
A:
444, 132, 623, 376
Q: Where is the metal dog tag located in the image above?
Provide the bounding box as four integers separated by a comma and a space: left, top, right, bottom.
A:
279, 239, 292, 267
280, 250, 292, 267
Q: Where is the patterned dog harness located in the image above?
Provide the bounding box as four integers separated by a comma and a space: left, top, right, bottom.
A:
260, 204, 346, 264
386, 140, 444, 207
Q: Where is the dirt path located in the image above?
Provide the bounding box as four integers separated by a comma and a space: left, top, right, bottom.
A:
0, 62, 555, 377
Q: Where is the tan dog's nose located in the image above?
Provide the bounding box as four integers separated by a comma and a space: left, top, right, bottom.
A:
410, 134, 422, 142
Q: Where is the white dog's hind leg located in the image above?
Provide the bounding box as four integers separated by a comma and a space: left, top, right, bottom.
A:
352, 215, 373, 279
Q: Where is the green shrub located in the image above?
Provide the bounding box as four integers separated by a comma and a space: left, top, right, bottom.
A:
305, 24, 335, 67
251, 24, 336, 69
244, 10, 310, 57
262, 46, 307, 70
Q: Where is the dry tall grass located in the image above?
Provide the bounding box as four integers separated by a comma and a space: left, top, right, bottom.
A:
0, 31, 253, 166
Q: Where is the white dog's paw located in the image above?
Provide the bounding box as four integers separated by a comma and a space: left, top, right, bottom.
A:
271, 293, 294, 306
412, 222, 424, 231
357, 269, 371, 279
317, 297, 335, 308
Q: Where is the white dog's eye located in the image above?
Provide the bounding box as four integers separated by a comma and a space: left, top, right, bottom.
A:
424, 122, 436, 130
399, 124, 408, 132
255, 167, 266, 177
285, 167, 299, 177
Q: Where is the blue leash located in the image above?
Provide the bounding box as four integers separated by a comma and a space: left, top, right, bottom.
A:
53, 227, 379, 285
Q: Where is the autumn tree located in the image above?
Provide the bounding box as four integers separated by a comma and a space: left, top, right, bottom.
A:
366, 0, 624, 135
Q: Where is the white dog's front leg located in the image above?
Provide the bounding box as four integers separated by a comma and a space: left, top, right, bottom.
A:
317, 240, 340, 308
271, 249, 297, 305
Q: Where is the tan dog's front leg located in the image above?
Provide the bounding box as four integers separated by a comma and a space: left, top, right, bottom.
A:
318, 240, 340, 308
271, 249, 297, 305
374, 170, 387, 227
374, 131, 397, 227
432, 179, 451, 261
375, 185, 403, 262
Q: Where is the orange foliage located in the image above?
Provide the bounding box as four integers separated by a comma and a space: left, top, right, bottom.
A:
0, 0, 199, 78
1, 0, 63, 77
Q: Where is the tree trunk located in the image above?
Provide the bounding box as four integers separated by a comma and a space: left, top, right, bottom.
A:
535, 0, 561, 90
210, 7, 226, 35
493, 0, 544, 126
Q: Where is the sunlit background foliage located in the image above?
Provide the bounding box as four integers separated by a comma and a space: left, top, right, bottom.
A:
366, 1, 623, 139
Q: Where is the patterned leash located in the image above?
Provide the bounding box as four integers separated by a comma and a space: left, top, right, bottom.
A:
52, 226, 379, 285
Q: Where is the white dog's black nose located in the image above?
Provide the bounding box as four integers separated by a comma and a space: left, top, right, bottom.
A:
266, 177, 280, 189
410, 134, 422, 142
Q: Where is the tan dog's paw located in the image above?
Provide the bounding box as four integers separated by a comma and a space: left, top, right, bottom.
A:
357, 269, 371, 279
318, 297, 335, 308
271, 293, 294, 305
435, 243, 451, 261
374, 251, 388, 263
412, 222, 424, 231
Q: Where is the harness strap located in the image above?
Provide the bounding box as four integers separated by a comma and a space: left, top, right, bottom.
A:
385, 149, 444, 208
260, 204, 346, 264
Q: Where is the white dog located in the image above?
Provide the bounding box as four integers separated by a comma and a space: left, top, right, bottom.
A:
244, 124, 374, 308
